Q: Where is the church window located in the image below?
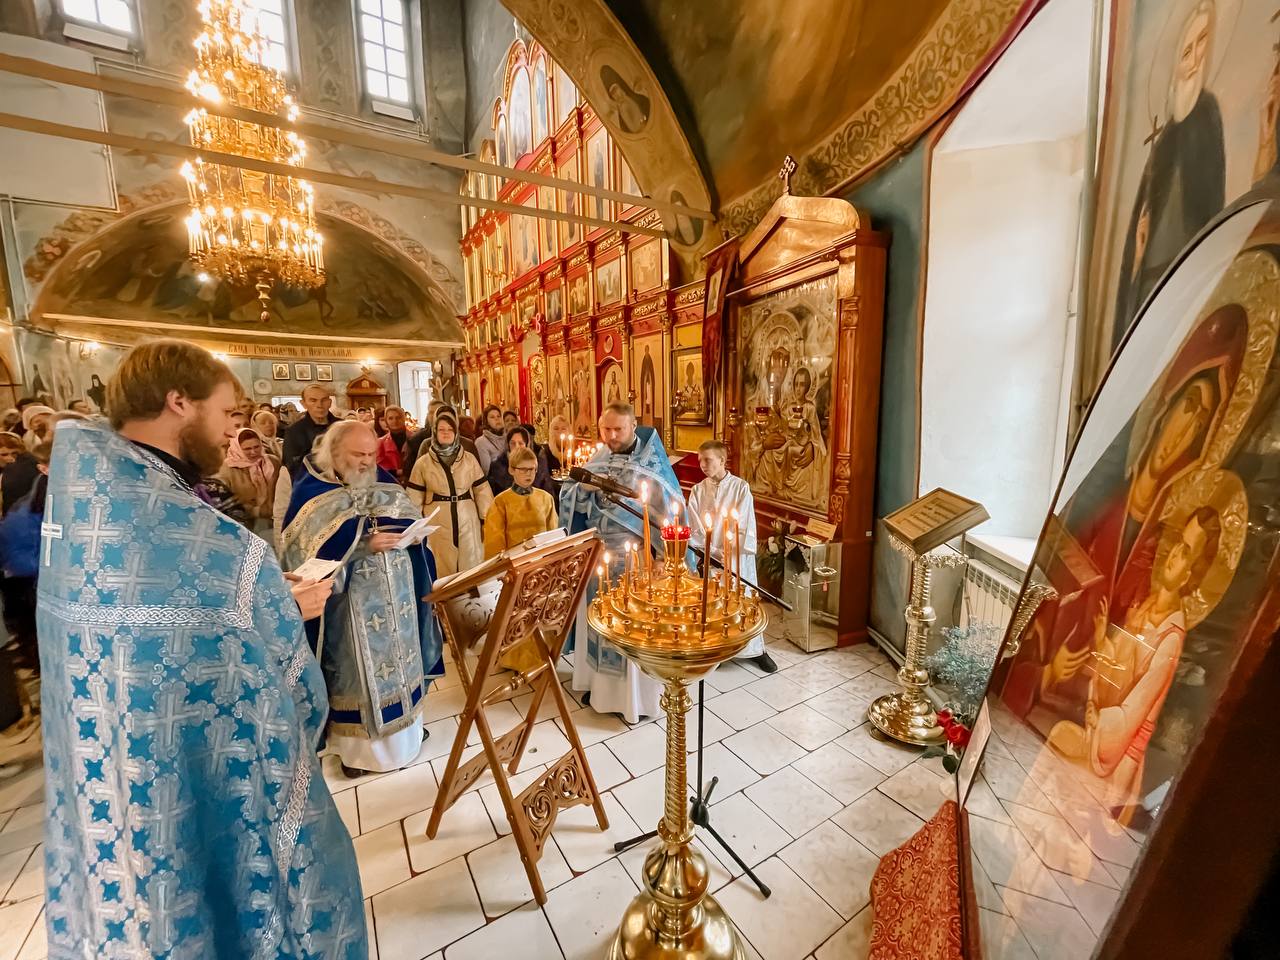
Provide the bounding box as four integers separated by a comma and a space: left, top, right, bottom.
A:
60, 0, 134, 37
358, 0, 413, 108
246, 0, 293, 75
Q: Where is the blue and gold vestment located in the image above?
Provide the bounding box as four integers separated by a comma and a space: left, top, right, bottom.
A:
37, 420, 366, 959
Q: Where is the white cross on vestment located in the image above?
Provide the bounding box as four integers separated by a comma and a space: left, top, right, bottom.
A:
41, 495, 63, 567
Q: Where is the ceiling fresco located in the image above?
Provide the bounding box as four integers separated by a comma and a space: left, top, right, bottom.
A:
606, 0, 952, 203
30, 206, 464, 343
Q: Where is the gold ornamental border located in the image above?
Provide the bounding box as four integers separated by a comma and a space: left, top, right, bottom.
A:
721, 0, 1030, 236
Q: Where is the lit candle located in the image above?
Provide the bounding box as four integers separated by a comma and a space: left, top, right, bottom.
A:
719, 507, 730, 596
724, 528, 735, 601
730, 507, 742, 596
597, 564, 605, 595
641, 480, 651, 580
603, 551, 612, 593
702, 511, 714, 574
700, 511, 713, 633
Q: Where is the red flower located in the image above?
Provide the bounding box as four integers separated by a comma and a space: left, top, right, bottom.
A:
945, 723, 966, 745
936, 709, 952, 726
956, 727, 972, 747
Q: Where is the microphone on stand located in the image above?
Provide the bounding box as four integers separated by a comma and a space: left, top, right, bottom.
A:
567, 466, 639, 500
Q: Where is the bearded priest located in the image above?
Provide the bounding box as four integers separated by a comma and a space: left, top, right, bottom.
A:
38, 341, 365, 958
559, 403, 681, 721
281, 420, 444, 776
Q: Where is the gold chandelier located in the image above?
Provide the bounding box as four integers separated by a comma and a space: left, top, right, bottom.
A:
180, 0, 324, 322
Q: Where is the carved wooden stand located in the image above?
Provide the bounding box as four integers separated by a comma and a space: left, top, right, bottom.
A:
426, 530, 609, 904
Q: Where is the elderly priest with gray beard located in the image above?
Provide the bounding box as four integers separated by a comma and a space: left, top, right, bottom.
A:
281, 420, 444, 776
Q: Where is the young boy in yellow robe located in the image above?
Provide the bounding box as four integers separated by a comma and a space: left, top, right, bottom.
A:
484, 447, 559, 672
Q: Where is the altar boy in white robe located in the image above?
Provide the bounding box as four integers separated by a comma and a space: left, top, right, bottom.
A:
559, 404, 680, 721
687, 440, 777, 673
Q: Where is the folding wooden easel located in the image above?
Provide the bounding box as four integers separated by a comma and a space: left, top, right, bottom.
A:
425, 529, 608, 904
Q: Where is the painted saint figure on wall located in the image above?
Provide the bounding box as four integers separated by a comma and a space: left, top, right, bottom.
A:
738, 276, 837, 513
640, 346, 656, 424
1113, 1, 1225, 349
604, 365, 623, 406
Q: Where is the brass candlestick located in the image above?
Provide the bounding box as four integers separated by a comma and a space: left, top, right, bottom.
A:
589, 529, 766, 960
866, 542, 967, 746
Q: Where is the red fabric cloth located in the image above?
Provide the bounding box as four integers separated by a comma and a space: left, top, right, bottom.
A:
376, 433, 403, 479
869, 799, 963, 960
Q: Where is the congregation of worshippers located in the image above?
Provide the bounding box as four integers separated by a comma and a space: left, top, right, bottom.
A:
0, 368, 773, 765
9, 1, 1280, 958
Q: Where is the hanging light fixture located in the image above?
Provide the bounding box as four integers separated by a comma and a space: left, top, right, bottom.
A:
180, 0, 324, 322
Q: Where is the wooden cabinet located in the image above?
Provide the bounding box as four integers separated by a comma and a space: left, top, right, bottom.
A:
726, 189, 887, 646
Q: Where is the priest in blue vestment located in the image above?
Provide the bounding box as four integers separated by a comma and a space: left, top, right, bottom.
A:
38, 340, 365, 959
559, 403, 682, 721
281, 420, 444, 775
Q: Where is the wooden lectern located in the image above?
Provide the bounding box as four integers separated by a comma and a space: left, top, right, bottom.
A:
425, 529, 608, 904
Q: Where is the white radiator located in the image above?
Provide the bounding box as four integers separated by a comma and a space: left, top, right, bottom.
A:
959, 557, 1021, 633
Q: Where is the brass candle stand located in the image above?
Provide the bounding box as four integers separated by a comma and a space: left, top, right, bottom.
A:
551, 433, 605, 482
589, 526, 767, 960
866, 541, 967, 746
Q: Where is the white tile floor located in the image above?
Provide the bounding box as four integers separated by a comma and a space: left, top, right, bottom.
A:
0, 628, 964, 960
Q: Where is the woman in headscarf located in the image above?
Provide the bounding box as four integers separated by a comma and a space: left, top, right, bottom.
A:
406, 411, 493, 576
20, 405, 54, 452
251, 409, 283, 459
216, 428, 280, 538
545, 415, 569, 474
486, 425, 557, 497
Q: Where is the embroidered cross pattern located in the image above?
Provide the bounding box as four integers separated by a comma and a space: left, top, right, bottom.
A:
41, 495, 64, 567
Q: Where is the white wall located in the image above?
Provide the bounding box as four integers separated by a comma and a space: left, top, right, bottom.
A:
919, 0, 1092, 539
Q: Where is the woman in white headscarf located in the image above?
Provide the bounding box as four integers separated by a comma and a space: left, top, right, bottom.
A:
406, 411, 492, 576
251, 409, 283, 460
20, 405, 54, 452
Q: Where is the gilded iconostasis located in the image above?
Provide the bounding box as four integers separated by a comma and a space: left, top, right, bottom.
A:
457, 37, 700, 451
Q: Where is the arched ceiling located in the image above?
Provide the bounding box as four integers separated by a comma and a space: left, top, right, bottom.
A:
605, 0, 952, 202
30, 203, 463, 343
586, 0, 1032, 231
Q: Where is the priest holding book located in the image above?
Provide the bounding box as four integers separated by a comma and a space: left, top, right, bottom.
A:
558, 403, 681, 721
281, 420, 444, 775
